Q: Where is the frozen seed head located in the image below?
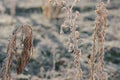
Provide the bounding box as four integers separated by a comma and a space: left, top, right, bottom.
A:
77, 0, 80, 2
61, 23, 68, 28
75, 31, 79, 39
62, 6, 67, 11
107, 0, 110, 4
68, 43, 74, 52
48, 0, 52, 2
60, 29, 64, 35
75, 11, 80, 17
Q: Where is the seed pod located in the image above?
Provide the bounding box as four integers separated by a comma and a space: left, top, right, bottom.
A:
68, 43, 74, 52
75, 31, 79, 39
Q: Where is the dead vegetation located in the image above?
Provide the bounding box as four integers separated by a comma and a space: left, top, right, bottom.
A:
49, 0, 109, 80
0, 24, 33, 80
0, 0, 117, 80
89, 0, 108, 80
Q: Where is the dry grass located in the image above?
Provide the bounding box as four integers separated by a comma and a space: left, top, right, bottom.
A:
0, 24, 33, 80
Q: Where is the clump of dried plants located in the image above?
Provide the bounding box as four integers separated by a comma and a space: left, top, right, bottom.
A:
49, 0, 110, 80
89, 0, 109, 80
0, 24, 33, 80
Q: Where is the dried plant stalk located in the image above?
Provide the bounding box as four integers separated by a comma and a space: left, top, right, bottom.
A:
49, 0, 82, 80
0, 24, 33, 80
61, 0, 82, 79
10, 0, 17, 17
3, 34, 17, 80
17, 25, 33, 74
89, 0, 108, 80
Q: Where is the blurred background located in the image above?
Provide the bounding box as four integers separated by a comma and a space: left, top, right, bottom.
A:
0, 0, 120, 80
